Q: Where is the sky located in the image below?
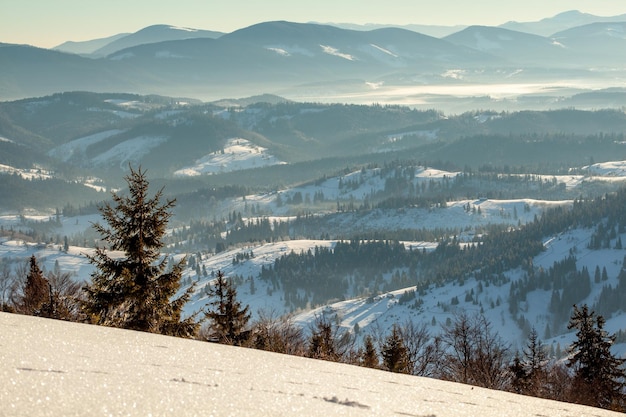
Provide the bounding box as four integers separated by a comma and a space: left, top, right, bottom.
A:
1, 0, 626, 48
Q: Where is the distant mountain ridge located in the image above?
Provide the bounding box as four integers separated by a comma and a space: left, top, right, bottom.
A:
1, 11, 626, 102
500, 9, 626, 36
0, 21, 499, 101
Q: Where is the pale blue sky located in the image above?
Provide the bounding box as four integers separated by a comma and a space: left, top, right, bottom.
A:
1, 0, 625, 48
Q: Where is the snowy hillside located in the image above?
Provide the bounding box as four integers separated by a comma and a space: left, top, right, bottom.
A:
0, 164, 52, 180
173, 138, 285, 176
289, 225, 626, 354
4, 161, 626, 357
48, 130, 124, 163
48, 132, 167, 169
3, 201, 624, 356
2, 313, 621, 417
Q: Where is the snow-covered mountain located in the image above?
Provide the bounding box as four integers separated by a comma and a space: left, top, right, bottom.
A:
2, 312, 621, 416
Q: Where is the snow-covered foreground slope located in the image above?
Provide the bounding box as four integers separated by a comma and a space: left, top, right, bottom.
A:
2, 313, 620, 417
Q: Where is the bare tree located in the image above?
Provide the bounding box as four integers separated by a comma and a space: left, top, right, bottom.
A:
439, 312, 510, 389
397, 319, 440, 377
0, 260, 15, 311
251, 309, 306, 356
44, 269, 83, 321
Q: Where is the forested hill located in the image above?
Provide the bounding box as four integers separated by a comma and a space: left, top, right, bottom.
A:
254, 186, 626, 322
2, 93, 626, 188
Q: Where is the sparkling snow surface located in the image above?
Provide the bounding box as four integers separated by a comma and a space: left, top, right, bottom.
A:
2, 313, 620, 417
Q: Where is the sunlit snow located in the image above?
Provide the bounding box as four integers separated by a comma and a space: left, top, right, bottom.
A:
173, 138, 285, 176
91, 136, 168, 168
1, 313, 621, 417
48, 129, 124, 162
320, 45, 357, 61
368, 44, 398, 58
0, 164, 52, 180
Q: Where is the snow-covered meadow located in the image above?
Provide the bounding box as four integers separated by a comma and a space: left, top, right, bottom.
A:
173, 138, 286, 176
2, 312, 622, 417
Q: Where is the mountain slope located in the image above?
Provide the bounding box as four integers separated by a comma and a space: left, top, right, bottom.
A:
2, 312, 620, 416
551, 22, 626, 66
444, 26, 575, 66
0, 44, 131, 99
53, 33, 129, 55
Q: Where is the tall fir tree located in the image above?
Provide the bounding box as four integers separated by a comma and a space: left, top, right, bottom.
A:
83, 166, 198, 337
567, 304, 626, 410
204, 270, 250, 346
19, 255, 49, 316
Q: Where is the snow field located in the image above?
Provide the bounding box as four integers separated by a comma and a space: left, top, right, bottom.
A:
2, 312, 622, 417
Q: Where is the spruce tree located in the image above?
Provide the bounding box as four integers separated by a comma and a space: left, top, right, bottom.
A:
360, 334, 379, 369
523, 327, 548, 394
509, 327, 548, 396
567, 304, 626, 410
204, 270, 250, 345
83, 167, 198, 337
19, 255, 49, 316
381, 325, 410, 374
307, 315, 342, 361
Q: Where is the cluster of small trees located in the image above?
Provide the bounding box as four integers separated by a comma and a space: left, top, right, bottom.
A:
251, 308, 625, 411
1, 255, 82, 321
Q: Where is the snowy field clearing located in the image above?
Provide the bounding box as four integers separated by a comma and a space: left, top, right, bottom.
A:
173, 138, 286, 176
0, 164, 52, 180
1, 312, 621, 417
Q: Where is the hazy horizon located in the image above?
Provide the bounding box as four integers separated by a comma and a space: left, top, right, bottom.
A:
1, 0, 625, 48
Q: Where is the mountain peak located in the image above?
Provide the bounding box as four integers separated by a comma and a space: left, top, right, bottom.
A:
550, 10, 588, 20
